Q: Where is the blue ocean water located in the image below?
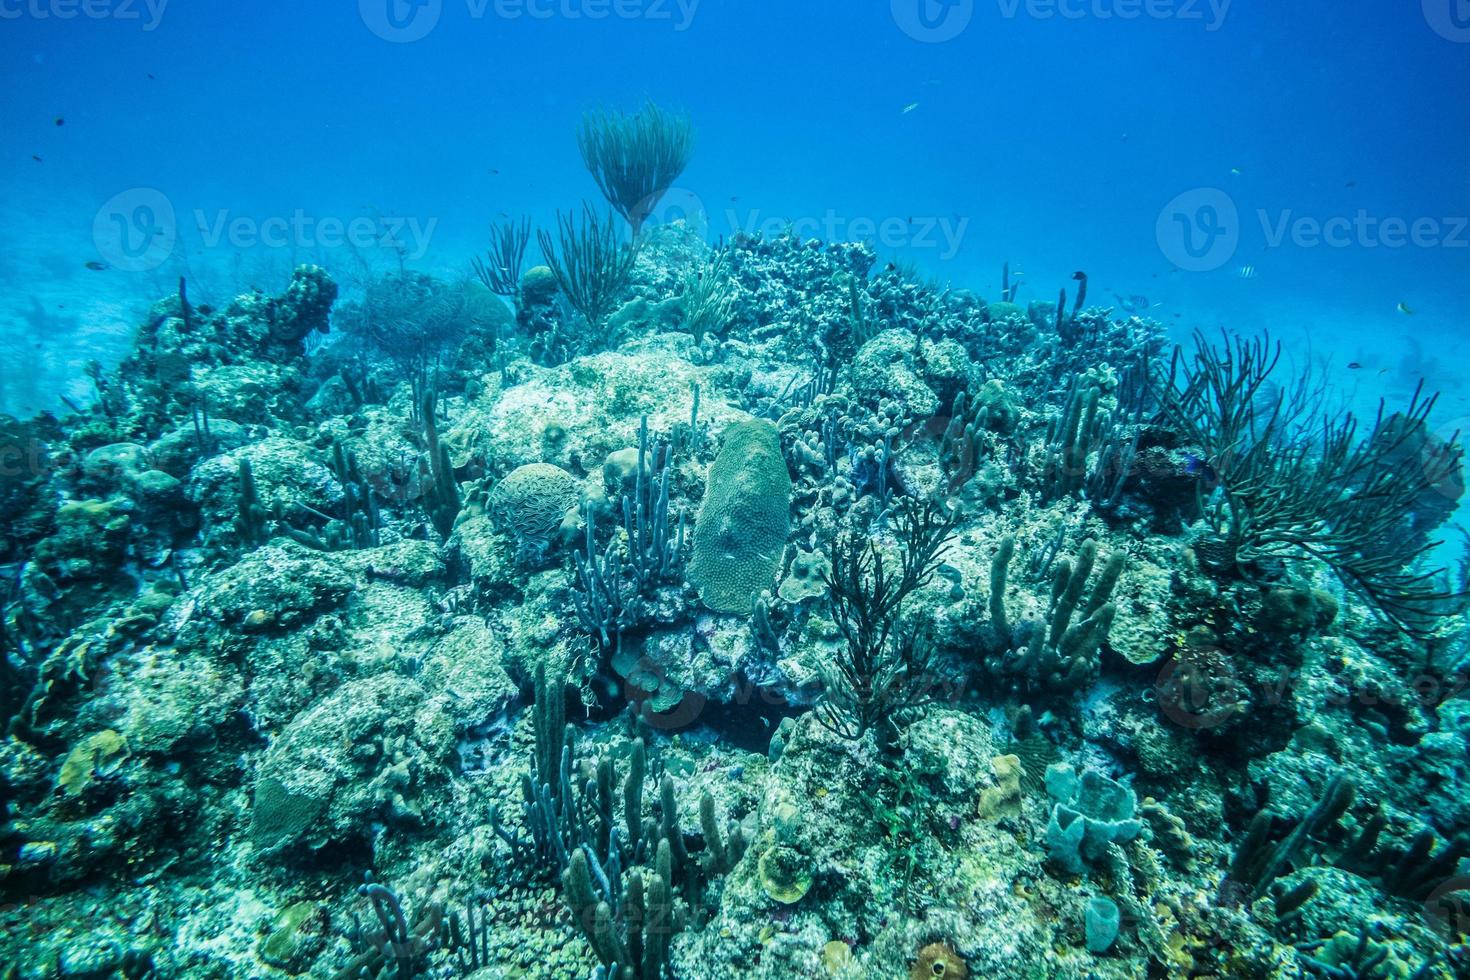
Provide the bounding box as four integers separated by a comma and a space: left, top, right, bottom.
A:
5, 5, 1470, 977
3, 1, 1466, 421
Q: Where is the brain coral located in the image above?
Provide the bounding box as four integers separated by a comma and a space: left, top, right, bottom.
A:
488, 463, 580, 544
687, 420, 791, 614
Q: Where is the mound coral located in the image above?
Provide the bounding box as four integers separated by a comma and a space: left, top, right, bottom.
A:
686, 420, 791, 614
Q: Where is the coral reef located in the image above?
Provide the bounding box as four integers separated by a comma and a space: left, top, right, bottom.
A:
2, 122, 1467, 980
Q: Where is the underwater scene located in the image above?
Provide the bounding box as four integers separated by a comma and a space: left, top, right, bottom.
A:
3, 2, 1470, 978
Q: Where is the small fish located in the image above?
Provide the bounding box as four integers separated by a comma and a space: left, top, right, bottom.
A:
1396, 302, 1415, 316
31, 155, 41, 162
1230, 167, 1242, 176
902, 102, 919, 114
1347, 362, 1362, 370
1183, 453, 1219, 487
84, 260, 108, 271
488, 169, 499, 176
1238, 265, 1257, 279
1345, 180, 1356, 188
1112, 293, 1151, 315
147, 72, 155, 80
54, 117, 64, 127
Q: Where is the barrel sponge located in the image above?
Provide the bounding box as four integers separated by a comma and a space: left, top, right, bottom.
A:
488, 463, 580, 543
1044, 763, 1142, 874
687, 420, 792, 614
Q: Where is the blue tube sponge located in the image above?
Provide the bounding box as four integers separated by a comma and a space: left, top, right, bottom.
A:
1084, 896, 1121, 954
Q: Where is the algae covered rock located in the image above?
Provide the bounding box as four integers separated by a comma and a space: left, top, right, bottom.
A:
33, 497, 133, 583
852, 328, 940, 417
188, 438, 339, 550
251, 674, 449, 854
977, 754, 1023, 820
777, 548, 829, 603
687, 420, 792, 614
180, 542, 354, 634
414, 615, 516, 730
108, 648, 242, 754
452, 347, 728, 473
225, 263, 336, 358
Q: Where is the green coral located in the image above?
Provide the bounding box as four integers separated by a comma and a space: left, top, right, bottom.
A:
778, 549, 829, 603
250, 776, 327, 853
687, 420, 791, 614
757, 844, 812, 904
56, 729, 128, 798
258, 901, 326, 973
520, 264, 560, 305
